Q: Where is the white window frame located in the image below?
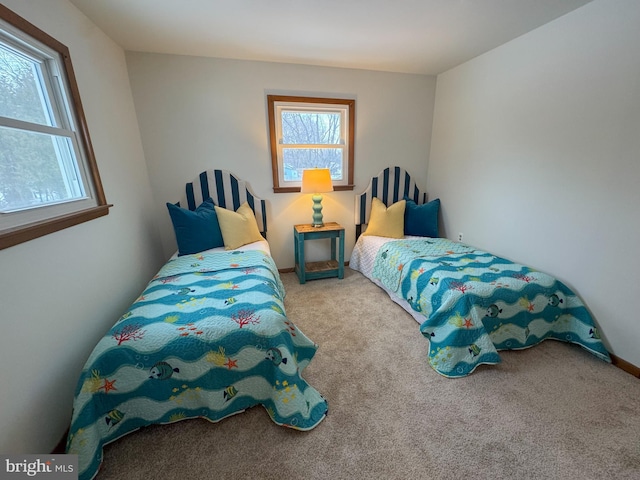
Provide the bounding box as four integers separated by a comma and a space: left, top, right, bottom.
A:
267, 95, 355, 193
0, 5, 109, 250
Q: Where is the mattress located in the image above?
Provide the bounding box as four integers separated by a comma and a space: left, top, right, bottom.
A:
350, 234, 425, 324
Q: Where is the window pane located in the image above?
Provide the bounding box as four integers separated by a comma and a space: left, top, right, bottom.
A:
283, 163, 300, 182
0, 44, 51, 126
281, 111, 341, 145
0, 126, 84, 211
282, 148, 343, 181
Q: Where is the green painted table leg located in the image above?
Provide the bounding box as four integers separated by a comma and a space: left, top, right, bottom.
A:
338, 229, 344, 279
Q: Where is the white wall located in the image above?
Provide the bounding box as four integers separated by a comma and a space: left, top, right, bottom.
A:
0, 0, 164, 453
428, 0, 640, 366
125, 53, 436, 267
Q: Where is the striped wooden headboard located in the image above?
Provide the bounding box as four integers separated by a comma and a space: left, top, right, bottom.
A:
179, 169, 267, 237
355, 166, 427, 238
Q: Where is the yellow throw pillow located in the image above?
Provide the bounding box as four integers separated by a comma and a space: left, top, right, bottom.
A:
363, 197, 406, 238
214, 203, 263, 250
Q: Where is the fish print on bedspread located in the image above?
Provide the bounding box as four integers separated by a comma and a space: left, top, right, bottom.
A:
372, 238, 610, 378
66, 250, 328, 480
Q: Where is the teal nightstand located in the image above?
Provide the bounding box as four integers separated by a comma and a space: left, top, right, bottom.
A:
294, 222, 345, 284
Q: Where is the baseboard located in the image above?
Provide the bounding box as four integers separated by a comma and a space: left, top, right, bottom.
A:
611, 354, 640, 379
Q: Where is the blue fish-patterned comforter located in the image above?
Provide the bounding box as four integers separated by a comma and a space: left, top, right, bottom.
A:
66, 250, 328, 480
372, 238, 610, 378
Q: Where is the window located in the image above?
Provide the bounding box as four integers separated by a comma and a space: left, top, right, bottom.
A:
0, 5, 109, 250
268, 95, 355, 192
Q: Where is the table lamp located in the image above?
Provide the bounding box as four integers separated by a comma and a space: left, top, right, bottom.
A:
301, 168, 333, 227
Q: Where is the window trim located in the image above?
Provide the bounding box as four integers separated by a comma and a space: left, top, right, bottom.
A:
0, 4, 110, 250
267, 95, 355, 193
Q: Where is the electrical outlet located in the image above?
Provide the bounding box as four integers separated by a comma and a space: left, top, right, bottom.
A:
458, 232, 463, 242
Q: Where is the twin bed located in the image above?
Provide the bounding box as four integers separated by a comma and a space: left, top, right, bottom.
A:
67, 166, 610, 480
350, 166, 610, 378
66, 170, 328, 480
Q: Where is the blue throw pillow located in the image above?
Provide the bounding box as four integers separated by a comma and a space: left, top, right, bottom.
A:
166, 198, 224, 255
404, 197, 440, 237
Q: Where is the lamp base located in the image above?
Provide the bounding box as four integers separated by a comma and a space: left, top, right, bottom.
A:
311, 194, 324, 228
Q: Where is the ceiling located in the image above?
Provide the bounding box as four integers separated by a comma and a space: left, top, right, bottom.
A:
69, 0, 593, 75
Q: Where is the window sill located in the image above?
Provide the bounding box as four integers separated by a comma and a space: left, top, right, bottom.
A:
0, 204, 112, 250
273, 184, 355, 193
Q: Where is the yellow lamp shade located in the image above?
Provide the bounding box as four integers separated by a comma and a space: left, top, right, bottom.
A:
301, 168, 333, 193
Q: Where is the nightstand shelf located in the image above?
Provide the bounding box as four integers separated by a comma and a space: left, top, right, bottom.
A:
294, 222, 345, 284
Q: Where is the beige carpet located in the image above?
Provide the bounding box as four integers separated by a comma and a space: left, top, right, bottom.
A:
97, 269, 640, 479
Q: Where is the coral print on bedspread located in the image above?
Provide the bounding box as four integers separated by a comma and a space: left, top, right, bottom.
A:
373, 238, 610, 378
67, 250, 328, 480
